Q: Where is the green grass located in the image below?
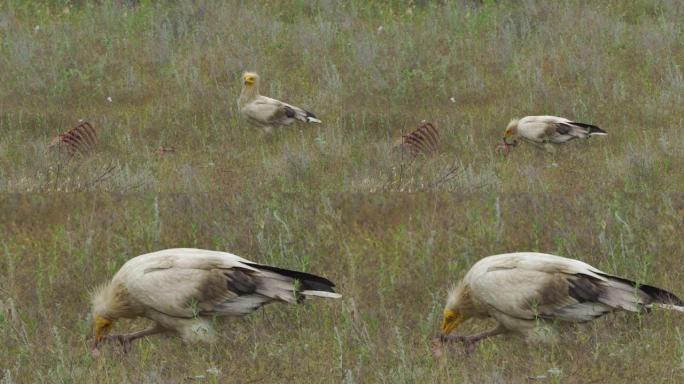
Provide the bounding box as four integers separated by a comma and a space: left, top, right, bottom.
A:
1, 1, 683, 382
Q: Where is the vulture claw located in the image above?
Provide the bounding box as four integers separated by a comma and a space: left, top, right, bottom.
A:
117, 335, 133, 353
496, 138, 516, 155
432, 335, 479, 357
90, 346, 101, 359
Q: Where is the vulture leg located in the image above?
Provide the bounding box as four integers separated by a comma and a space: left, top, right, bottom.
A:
532, 142, 547, 151
441, 325, 507, 347
106, 325, 165, 353
543, 143, 557, 153
522, 139, 548, 151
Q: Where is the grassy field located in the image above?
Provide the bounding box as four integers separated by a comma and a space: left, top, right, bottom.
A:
1, 0, 684, 382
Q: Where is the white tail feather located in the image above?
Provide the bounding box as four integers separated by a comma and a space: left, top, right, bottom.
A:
645, 303, 684, 313
307, 117, 322, 123
601, 279, 647, 312
301, 290, 342, 299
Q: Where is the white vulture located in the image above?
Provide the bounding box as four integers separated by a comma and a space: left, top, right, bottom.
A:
502, 115, 606, 151
91, 248, 341, 355
440, 252, 683, 346
238, 72, 321, 133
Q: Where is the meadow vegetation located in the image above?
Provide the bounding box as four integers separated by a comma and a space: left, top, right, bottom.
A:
1, 0, 683, 382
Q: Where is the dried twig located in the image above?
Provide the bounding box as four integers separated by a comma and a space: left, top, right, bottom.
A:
84, 164, 117, 189
431, 161, 460, 188
157, 146, 176, 155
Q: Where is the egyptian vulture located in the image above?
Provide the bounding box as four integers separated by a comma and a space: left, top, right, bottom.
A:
91, 248, 341, 355
238, 72, 321, 133
440, 252, 683, 346
502, 115, 606, 151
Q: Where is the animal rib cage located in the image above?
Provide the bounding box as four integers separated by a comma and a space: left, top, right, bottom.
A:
49, 121, 97, 157
396, 120, 440, 157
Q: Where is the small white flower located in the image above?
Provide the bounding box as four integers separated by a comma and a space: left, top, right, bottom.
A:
106, 96, 113, 103
377, 26, 384, 32
206, 367, 220, 376
34, 25, 40, 32
449, 97, 456, 103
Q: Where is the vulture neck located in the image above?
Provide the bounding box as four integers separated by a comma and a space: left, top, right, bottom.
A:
92, 281, 140, 320
510, 125, 518, 135
239, 84, 260, 106
451, 283, 483, 318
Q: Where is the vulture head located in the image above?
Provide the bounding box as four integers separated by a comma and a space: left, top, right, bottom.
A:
503, 119, 519, 146
90, 282, 129, 352
242, 72, 259, 87
93, 315, 113, 347
441, 283, 474, 336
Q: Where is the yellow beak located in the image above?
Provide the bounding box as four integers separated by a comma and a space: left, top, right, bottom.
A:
93, 316, 112, 345
441, 309, 464, 335
244, 78, 254, 85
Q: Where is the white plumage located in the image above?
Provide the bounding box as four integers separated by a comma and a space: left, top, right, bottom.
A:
238, 72, 321, 133
91, 248, 340, 355
440, 252, 682, 345
503, 115, 606, 149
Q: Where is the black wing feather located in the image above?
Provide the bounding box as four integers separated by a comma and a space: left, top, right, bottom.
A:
569, 121, 606, 134
244, 262, 337, 293
596, 273, 683, 305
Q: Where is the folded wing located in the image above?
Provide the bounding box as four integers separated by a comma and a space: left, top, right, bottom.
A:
470, 254, 681, 323
517, 116, 606, 144
124, 252, 340, 319
243, 96, 320, 128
